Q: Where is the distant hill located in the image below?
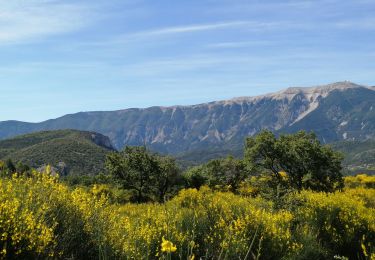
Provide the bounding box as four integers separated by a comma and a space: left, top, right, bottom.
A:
0, 130, 114, 175
331, 140, 375, 174
0, 82, 374, 155
176, 139, 375, 174
1, 130, 373, 175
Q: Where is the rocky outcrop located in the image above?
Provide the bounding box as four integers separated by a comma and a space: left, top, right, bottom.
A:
89, 133, 115, 151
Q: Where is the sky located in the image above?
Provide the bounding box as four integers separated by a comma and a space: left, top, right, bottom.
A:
0, 0, 374, 122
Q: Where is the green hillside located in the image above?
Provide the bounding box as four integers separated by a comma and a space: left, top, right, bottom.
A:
1, 129, 374, 176
331, 139, 375, 174
0, 130, 114, 175
176, 138, 375, 174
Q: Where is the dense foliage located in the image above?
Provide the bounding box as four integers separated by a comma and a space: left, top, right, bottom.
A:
184, 155, 248, 192
245, 130, 344, 192
0, 171, 374, 259
106, 146, 183, 202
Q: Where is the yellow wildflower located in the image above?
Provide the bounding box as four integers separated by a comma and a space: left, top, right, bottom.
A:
161, 237, 177, 253
278, 171, 288, 179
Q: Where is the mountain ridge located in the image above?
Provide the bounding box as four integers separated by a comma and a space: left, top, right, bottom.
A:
0, 81, 369, 122
0, 81, 374, 154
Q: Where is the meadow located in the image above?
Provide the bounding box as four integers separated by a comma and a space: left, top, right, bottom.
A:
0, 170, 374, 260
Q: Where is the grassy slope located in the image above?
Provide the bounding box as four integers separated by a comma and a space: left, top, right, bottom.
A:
0, 130, 114, 175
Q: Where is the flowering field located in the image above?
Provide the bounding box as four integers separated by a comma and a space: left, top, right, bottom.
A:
0, 171, 374, 259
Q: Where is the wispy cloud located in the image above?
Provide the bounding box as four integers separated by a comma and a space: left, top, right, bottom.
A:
74, 20, 290, 48
0, 0, 96, 45
130, 21, 251, 37
207, 41, 273, 49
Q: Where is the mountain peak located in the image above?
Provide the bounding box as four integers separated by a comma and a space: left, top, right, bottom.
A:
282, 81, 364, 94
229, 81, 366, 104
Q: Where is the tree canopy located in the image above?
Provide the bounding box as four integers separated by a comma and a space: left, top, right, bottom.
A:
244, 130, 343, 192
184, 155, 248, 192
105, 146, 181, 202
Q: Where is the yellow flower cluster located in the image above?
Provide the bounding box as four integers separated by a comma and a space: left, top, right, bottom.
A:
289, 189, 375, 259
0, 171, 58, 258
344, 174, 375, 189
0, 171, 374, 259
161, 237, 177, 253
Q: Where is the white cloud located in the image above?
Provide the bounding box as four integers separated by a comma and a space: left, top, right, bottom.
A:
207, 40, 273, 49
63, 20, 276, 50
0, 0, 95, 45
115, 21, 286, 44
131, 21, 251, 37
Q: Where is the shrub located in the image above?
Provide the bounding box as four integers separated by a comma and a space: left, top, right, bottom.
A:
345, 174, 375, 189
0, 171, 114, 259
105, 187, 296, 259
287, 190, 375, 259
1, 171, 374, 259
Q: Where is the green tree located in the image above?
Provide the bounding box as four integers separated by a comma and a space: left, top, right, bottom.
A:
154, 156, 181, 202
205, 156, 248, 192
105, 146, 181, 203
184, 156, 248, 192
245, 130, 343, 193
183, 166, 208, 189
105, 146, 158, 202
16, 161, 31, 176
0, 159, 16, 178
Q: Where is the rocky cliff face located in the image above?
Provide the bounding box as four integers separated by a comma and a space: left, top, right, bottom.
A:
0, 81, 374, 154
88, 132, 115, 151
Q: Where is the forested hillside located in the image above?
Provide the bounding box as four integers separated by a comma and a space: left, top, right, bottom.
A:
331, 140, 375, 174
0, 130, 114, 175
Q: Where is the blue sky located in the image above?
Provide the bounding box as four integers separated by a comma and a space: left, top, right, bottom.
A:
0, 0, 374, 122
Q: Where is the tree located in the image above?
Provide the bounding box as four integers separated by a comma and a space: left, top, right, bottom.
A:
16, 161, 31, 176
205, 156, 248, 192
106, 146, 159, 202
105, 146, 181, 203
244, 130, 343, 192
154, 156, 181, 202
184, 155, 248, 192
0, 159, 16, 177
183, 166, 208, 189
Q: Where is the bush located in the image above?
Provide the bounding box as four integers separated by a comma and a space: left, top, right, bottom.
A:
345, 174, 375, 189
1, 171, 374, 259
0, 171, 114, 259
105, 187, 296, 259
286, 190, 375, 259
